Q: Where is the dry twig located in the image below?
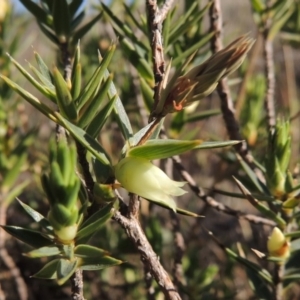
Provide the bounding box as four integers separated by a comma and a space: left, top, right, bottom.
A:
209, 0, 265, 183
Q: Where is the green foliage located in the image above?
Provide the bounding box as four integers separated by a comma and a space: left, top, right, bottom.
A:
1, 0, 300, 299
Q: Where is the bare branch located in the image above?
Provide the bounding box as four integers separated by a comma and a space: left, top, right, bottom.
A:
113, 210, 182, 300
70, 269, 85, 300
209, 0, 266, 183
146, 0, 166, 119
157, 0, 174, 23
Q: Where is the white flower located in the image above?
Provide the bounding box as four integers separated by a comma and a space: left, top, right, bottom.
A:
115, 156, 187, 211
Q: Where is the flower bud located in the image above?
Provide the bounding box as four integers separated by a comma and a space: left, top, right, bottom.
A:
115, 156, 187, 211
267, 227, 290, 259
160, 36, 254, 116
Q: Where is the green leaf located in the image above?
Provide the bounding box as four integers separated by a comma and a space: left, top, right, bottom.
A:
16, 199, 52, 231
101, 69, 133, 140
172, 31, 215, 66
32, 259, 59, 280
128, 139, 202, 160
246, 267, 273, 298
74, 245, 108, 258
194, 140, 241, 149
79, 255, 122, 271
37, 22, 60, 44
76, 203, 114, 242
169, 2, 212, 46
72, 13, 102, 44
52, 0, 71, 42
120, 38, 153, 83
123, 3, 148, 35
76, 44, 116, 110
56, 115, 111, 166
78, 75, 112, 128
101, 3, 148, 52
69, 0, 84, 18
225, 247, 273, 284
1, 226, 53, 248
34, 51, 53, 89
19, 0, 49, 25
0, 75, 58, 122
71, 44, 81, 99
238, 155, 267, 194
26, 246, 61, 258
57, 258, 79, 285
86, 95, 117, 138
7, 54, 56, 102
52, 67, 78, 121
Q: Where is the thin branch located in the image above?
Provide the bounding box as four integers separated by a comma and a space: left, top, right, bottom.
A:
113, 210, 181, 300
209, 0, 266, 183
157, 0, 174, 23
144, 265, 156, 300
70, 269, 85, 300
263, 35, 276, 132
146, 0, 167, 119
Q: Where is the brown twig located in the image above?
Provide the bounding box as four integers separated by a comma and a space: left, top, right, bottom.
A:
146, 0, 173, 121
209, 0, 266, 184
144, 265, 156, 300
263, 34, 276, 132
113, 209, 181, 300
70, 269, 85, 300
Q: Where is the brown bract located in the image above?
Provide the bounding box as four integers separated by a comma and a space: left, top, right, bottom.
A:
157, 35, 255, 117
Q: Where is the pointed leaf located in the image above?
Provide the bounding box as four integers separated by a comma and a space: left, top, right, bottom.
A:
74, 245, 108, 258
57, 258, 79, 285
78, 75, 112, 128
52, 67, 78, 121
0, 75, 58, 122
26, 246, 61, 258
16, 199, 52, 231
32, 259, 59, 280
19, 0, 49, 24
52, 0, 71, 42
79, 255, 122, 271
56, 115, 111, 166
7, 54, 56, 101
72, 13, 102, 44
34, 51, 53, 88
86, 95, 117, 138
1, 226, 53, 248
128, 139, 202, 160
76, 204, 114, 242
76, 44, 116, 110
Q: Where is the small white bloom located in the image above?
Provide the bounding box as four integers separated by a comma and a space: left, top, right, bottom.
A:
115, 156, 187, 211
